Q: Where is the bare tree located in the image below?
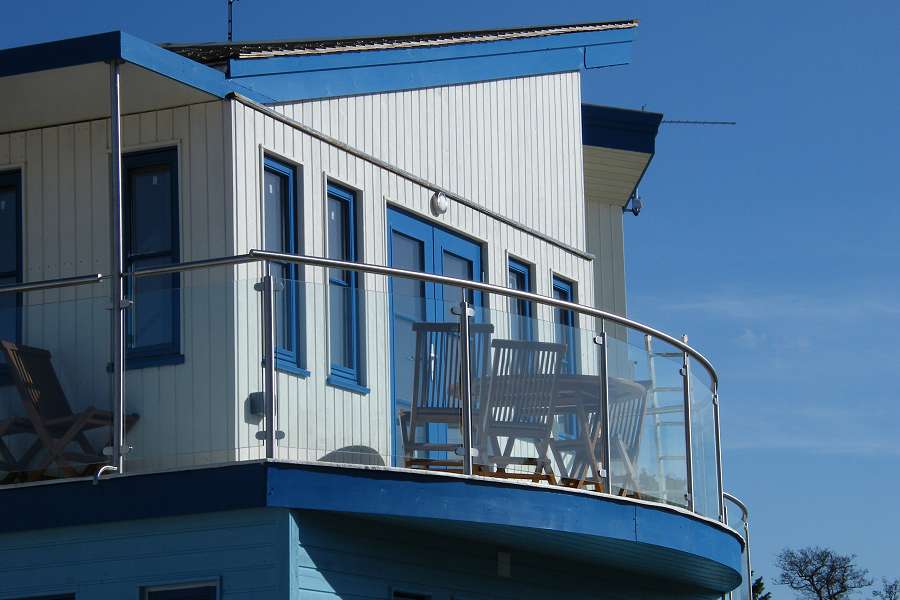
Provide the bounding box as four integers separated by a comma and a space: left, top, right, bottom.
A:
776, 547, 872, 600
873, 579, 900, 600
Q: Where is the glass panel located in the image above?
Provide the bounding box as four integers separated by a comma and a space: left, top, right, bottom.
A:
128, 258, 178, 353
0, 276, 16, 347
0, 185, 17, 272
690, 364, 720, 520
129, 165, 173, 255
0, 283, 113, 484
126, 274, 265, 472
606, 330, 690, 508
263, 169, 285, 253
327, 196, 347, 260
329, 283, 349, 368
440, 251, 473, 315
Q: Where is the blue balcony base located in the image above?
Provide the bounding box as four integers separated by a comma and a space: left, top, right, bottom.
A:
0, 461, 743, 597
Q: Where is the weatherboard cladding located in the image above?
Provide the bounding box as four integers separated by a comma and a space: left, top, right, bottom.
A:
229, 72, 597, 461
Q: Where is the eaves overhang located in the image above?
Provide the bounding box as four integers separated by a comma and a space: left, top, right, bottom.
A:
0, 461, 743, 594
0, 31, 272, 132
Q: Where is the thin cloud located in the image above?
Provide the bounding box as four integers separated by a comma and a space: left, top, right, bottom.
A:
662, 292, 900, 322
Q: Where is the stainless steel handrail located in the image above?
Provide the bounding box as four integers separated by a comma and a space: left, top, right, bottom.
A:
0, 273, 106, 294
124, 249, 719, 384
724, 492, 752, 600
247, 250, 721, 386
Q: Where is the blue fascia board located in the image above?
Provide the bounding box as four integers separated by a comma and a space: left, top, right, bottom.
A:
225, 28, 635, 102
228, 28, 635, 78
0, 31, 122, 78
235, 47, 587, 102
581, 103, 663, 154
0, 31, 273, 104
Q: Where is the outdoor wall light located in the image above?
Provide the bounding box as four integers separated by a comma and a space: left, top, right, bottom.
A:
430, 190, 449, 216
623, 189, 644, 216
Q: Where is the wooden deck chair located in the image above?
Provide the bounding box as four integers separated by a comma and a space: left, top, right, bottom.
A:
478, 339, 566, 484
549, 383, 606, 492
608, 386, 648, 498
0, 340, 139, 481
399, 321, 493, 472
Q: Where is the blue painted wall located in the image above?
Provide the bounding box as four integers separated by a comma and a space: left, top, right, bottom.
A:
290, 511, 725, 600
0, 508, 291, 600
0, 505, 729, 599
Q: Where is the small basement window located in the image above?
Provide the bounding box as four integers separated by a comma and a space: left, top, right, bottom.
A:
143, 584, 217, 600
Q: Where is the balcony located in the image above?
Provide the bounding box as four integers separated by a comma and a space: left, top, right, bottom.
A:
0, 251, 747, 592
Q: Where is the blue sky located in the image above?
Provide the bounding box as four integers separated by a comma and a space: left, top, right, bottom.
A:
4, 0, 899, 591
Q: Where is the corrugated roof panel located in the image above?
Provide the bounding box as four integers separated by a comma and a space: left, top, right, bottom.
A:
165, 19, 638, 66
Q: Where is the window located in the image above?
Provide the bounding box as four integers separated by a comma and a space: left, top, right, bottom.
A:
506, 258, 533, 341
144, 584, 217, 600
551, 276, 577, 374
263, 156, 307, 376
124, 148, 182, 368
326, 183, 365, 392
0, 171, 22, 378
392, 592, 431, 600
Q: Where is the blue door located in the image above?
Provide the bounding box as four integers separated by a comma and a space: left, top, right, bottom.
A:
387, 208, 483, 463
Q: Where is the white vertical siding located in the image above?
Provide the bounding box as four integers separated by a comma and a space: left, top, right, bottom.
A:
0, 101, 240, 472
230, 72, 596, 464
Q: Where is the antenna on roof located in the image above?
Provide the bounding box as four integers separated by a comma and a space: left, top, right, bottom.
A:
227, 0, 240, 42
661, 119, 736, 126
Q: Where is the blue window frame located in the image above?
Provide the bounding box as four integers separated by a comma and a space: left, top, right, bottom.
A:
326, 183, 366, 393
552, 275, 578, 374
263, 156, 308, 376
124, 148, 182, 369
507, 257, 533, 341
0, 170, 22, 383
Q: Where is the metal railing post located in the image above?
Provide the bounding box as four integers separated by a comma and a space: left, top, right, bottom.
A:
452, 290, 475, 476
109, 59, 126, 476
681, 336, 695, 512
595, 321, 612, 494
261, 261, 278, 459
713, 381, 726, 522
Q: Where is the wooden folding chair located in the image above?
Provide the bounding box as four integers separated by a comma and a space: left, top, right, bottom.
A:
398, 322, 493, 472
608, 387, 648, 498
0, 340, 139, 481
478, 339, 565, 484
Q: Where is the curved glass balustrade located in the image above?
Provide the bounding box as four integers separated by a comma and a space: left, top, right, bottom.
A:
0, 251, 727, 527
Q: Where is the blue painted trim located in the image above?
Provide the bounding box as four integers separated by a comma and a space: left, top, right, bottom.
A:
506, 257, 534, 341
326, 183, 362, 387
326, 375, 370, 396
551, 275, 578, 376
264, 156, 307, 375
0, 169, 22, 387
227, 28, 634, 102
123, 148, 181, 368
581, 103, 663, 154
